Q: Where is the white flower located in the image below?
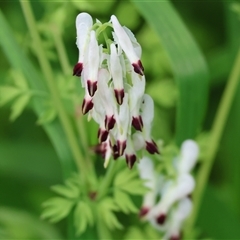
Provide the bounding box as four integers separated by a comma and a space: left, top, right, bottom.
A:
177, 140, 199, 174
110, 15, 144, 76
109, 43, 125, 105
73, 13, 93, 76
164, 197, 192, 240
86, 30, 100, 97
148, 174, 194, 225
73, 13, 158, 168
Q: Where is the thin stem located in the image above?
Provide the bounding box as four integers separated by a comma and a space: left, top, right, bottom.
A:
20, 1, 87, 177
51, 25, 71, 76
186, 47, 240, 232
97, 160, 119, 200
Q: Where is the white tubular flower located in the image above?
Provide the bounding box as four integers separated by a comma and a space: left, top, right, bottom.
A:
97, 69, 117, 131
137, 157, 157, 217
110, 15, 144, 76
141, 94, 159, 154
73, 13, 93, 76
109, 43, 125, 105
124, 136, 137, 169
129, 72, 146, 131
178, 140, 199, 174
148, 174, 194, 225
86, 30, 100, 97
115, 94, 130, 156
164, 198, 192, 240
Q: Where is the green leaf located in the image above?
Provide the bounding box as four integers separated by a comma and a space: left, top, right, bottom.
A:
131, 1, 209, 145
41, 197, 74, 223
10, 94, 31, 121
119, 179, 147, 196
114, 167, 139, 187
37, 107, 57, 125
51, 181, 79, 200
74, 201, 94, 236
98, 198, 123, 230
114, 190, 138, 214
0, 86, 21, 107
11, 70, 29, 90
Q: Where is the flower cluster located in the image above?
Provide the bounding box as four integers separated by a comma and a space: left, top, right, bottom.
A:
73, 13, 159, 168
138, 140, 199, 240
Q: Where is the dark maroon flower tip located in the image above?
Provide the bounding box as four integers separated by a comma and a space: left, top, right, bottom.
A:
117, 140, 127, 156
73, 62, 83, 76
146, 140, 160, 154
156, 213, 166, 225
82, 98, 94, 115
114, 89, 125, 105
170, 235, 181, 240
132, 116, 143, 131
87, 80, 98, 97
126, 154, 137, 169
105, 115, 116, 131
132, 60, 144, 76
139, 207, 149, 218
97, 128, 109, 143
112, 144, 119, 160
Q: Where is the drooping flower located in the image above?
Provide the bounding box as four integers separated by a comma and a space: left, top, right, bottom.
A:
138, 140, 199, 240
73, 13, 93, 76
73, 13, 158, 168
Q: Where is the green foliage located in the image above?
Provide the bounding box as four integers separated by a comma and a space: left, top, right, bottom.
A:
42, 197, 74, 223
74, 201, 94, 235
98, 198, 123, 230
0, 70, 31, 121
114, 167, 147, 195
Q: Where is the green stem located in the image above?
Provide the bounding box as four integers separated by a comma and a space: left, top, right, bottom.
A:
51, 26, 71, 76
97, 161, 119, 200
20, 1, 87, 177
186, 47, 240, 232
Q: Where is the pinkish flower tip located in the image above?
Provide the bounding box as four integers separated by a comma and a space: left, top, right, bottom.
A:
87, 80, 98, 97
139, 207, 149, 218
82, 98, 93, 115
170, 235, 181, 240
114, 89, 125, 105
132, 60, 144, 76
132, 116, 143, 131
73, 62, 83, 76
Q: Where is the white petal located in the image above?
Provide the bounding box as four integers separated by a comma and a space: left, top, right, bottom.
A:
76, 13, 93, 62
110, 43, 124, 90
123, 26, 142, 58
141, 94, 154, 125
88, 30, 99, 81
178, 140, 199, 174
111, 15, 139, 64
132, 132, 145, 151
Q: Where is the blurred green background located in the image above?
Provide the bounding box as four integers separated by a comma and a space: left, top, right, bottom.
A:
0, 0, 240, 239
